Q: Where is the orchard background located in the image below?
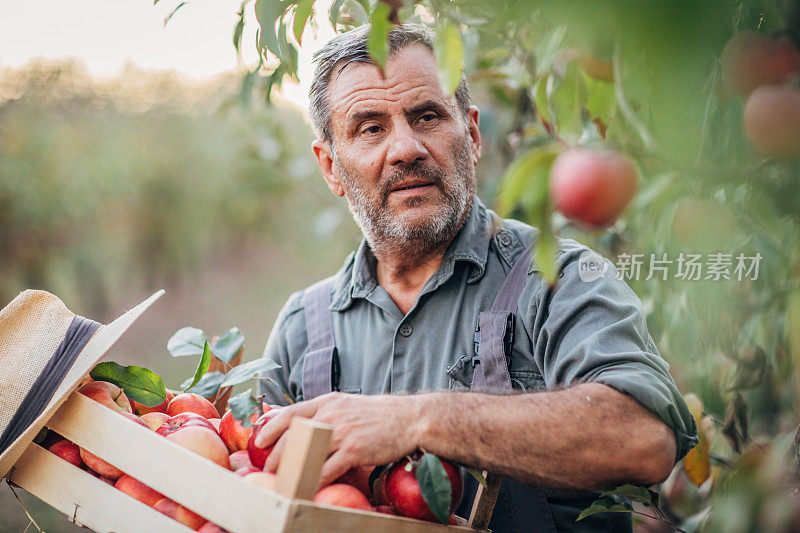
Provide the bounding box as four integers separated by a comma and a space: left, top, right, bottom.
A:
1, 0, 799, 531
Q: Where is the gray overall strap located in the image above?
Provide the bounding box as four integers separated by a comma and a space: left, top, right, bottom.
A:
471, 246, 532, 393
301, 276, 338, 400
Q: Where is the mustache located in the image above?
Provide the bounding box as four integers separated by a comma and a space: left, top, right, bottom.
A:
380, 161, 445, 198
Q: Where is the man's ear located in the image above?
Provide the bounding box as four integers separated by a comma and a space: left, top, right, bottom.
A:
467, 106, 481, 165
312, 139, 345, 197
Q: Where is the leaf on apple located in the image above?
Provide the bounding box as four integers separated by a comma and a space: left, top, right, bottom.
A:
219, 358, 281, 388
415, 452, 452, 525
90, 362, 166, 407
167, 327, 207, 357
600, 484, 659, 508
212, 327, 245, 364
463, 466, 487, 488
229, 389, 260, 428
576, 495, 634, 521
182, 341, 212, 392
181, 371, 226, 398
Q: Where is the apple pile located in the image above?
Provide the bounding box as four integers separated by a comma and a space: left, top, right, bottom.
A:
47, 377, 468, 528
45, 379, 254, 531
721, 32, 800, 159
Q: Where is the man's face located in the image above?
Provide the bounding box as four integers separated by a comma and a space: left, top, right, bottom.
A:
313, 44, 481, 254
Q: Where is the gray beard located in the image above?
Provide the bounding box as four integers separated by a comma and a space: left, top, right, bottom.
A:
333, 137, 475, 259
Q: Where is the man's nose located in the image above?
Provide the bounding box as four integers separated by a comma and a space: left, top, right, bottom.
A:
386, 123, 429, 165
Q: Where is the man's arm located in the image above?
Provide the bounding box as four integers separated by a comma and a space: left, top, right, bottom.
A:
256, 383, 676, 490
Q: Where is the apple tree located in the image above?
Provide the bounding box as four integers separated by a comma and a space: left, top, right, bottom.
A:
160, 0, 800, 529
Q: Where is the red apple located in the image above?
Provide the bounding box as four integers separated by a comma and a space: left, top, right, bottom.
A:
154, 498, 207, 530
120, 412, 149, 429
79, 448, 124, 480
132, 391, 174, 415
721, 32, 800, 95
246, 412, 278, 469
383, 455, 463, 523
229, 450, 254, 471
99, 476, 116, 486
744, 84, 800, 159
219, 405, 270, 453
314, 483, 373, 511
115, 474, 165, 507
48, 439, 82, 468
334, 466, 375, 501
156, 413, 217, 437
235, 466, 261, 477
166, 426, 229, 469
141, 412, 171, 432
243, 471, 277, 491
78, 381, 133, 414
550, 148, 638, 228
167, 393, 219, 419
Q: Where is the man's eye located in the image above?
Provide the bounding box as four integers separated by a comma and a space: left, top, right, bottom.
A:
362, 125, 382, 135
419, 113, 438, 123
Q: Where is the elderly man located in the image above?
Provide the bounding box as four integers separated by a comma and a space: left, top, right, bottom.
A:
253, 23, 697, 531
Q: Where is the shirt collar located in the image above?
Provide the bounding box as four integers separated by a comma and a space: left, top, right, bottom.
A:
330, 195, 494, 311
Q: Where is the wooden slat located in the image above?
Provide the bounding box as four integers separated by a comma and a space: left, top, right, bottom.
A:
9, 443, 193, 533
46, 392, 292, 532
468, 472, 502, 530
286, 500, 482, 533
275, 417, 332, 500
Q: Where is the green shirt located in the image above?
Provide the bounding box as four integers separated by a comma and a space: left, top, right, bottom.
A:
259, 196, 698, 461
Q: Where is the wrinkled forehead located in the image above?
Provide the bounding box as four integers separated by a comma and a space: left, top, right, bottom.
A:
327, 44, 459, 133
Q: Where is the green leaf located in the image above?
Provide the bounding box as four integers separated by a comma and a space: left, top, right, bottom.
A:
183, 341, 212, 392
367, 2, 392, 71
220, 358, 281, 388
533, 75, 552, 125
584, 73, 617, 125
163, 1, 187, 27
434, 20, 463, 95
293, 0, 315, 44
496, 146, 560, 217
255, 0, 284, 59
787, 289, 800, 370
213, 327, 246, 364
601, 484, 659, 507
464, 467, 487, 487
90, 362, 166, 407
552, 60, 584, 139
228, 389, 261, 428
233, 2, 246, 56
415, 453, 452, 524
180, 371, 226, 398
533, 217, 558, 285
167, 327, 207, 357
496, 147, 560, 284
576, 496, 633, 521
534, 25, 566, 76
328, 0, 346, 30
277, 20, 299, 76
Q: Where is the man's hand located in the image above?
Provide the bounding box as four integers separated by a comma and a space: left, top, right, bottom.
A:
253, 392, 425, 488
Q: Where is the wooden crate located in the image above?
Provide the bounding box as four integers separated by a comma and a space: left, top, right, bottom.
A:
7, 392, 493, 532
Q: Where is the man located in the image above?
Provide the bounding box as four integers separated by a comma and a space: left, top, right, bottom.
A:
254, 23, 698, 531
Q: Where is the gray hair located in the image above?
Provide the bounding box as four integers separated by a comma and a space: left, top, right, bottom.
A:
308, 23, 470, 142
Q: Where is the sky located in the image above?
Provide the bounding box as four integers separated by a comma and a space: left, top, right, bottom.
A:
0, 0, 336, 110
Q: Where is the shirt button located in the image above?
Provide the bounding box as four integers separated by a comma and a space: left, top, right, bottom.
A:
399, 324, 413, 337
499, 233, 512, 246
